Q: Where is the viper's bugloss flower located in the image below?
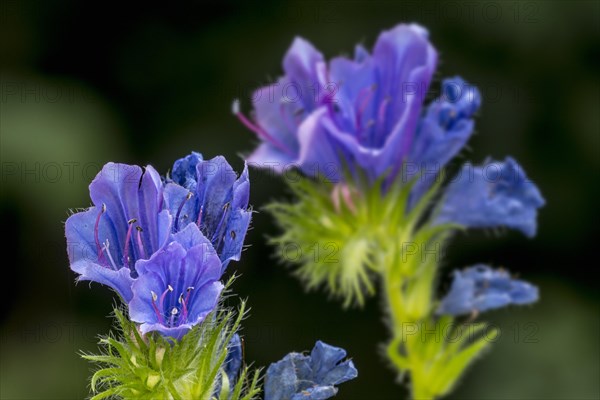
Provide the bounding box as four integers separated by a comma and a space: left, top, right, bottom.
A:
224, 333, 243, 385
437, 265, 539, 316
129, 225, 223, 339
264, 341, 357, 400
165, 153, 251, 271
65, 163, 171, 301
237, 23, 442, 183
436, 157, 545, 237
408, 76, 481, 204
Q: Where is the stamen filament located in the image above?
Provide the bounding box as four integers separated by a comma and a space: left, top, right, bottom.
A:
175, 192, 193, 231
179, 293, 188, 322
136, 227, 147, 259
211, 202, 231, 245
102, 240, 118, 270
233, 99, 295, 156
169, 307, 178, 327
94, 204, 107, 263
159, 285, 174, 314
122, 218, 137, 266
150, 291, 165, 324
180, 286, 194, 323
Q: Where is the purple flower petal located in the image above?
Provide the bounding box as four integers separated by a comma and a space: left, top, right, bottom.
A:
129, 241, 223, 339
437, 265, 539, 316
435, 157, 545, 237
65, 162, 172, 301
265, 341, 357, 400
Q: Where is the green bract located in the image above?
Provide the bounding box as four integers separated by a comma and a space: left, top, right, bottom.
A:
267, 170, 453, 309
82, 301, 261, 400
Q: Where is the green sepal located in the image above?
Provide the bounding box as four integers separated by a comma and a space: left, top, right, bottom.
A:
82, 300, 261, 400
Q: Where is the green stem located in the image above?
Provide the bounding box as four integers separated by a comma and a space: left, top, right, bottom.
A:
381, 229, 444, 400
412, 371, 435, 400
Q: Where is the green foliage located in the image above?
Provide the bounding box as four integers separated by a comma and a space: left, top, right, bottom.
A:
268, 170, 498, 399
82, 302, 261, 400
266, 171, 440, 308
387, 317, 497, 399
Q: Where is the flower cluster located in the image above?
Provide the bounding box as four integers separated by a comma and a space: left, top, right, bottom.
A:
238, 22, 545, 399
241, 22, 544, 302
66, 153, 358, 399
65, 153, 251, 338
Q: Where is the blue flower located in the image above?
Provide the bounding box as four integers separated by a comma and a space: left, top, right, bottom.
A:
408, 77, 481, 204
214, 333, 244, 395
437, 264, 539, 316
435, 157, 545, 237
165, 153, 251, 271
224, 333, 243, 385
65, 163, 172, 301
128, 225, 224, 339
264, 341, 358, 400
236, 23, 437, 182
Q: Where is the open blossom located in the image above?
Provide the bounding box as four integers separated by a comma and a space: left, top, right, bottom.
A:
65, 163, 172, 301
165, 152, 251, 271
128, 224, 224, 339
437, 264, 539, 316
435, 157, 545, 237
264, 341, 358, 400
236, 23, 438, 182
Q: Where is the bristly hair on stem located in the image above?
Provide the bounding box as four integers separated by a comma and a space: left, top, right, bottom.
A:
81, 289, 261, 400
264, 166, 449, 308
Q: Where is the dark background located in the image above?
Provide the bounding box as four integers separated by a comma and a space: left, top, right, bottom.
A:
1, 1, 599, 399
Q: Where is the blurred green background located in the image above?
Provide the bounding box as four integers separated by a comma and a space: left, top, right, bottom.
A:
1, 0, 598, 399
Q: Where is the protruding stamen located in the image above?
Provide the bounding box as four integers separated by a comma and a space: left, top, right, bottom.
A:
150, 291, 165, 324
175, 192, 193, 231
232, 99, 295, 156
102, 239, 118, 270
158, 285, 173, 315
122, 218, 137, 266
211, 202, 231, 245
94, 204, 107, 263
179, 293, 189, 322
136, 226, 147, 259
169, 307, 178, 327
179, 286, 194, 323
